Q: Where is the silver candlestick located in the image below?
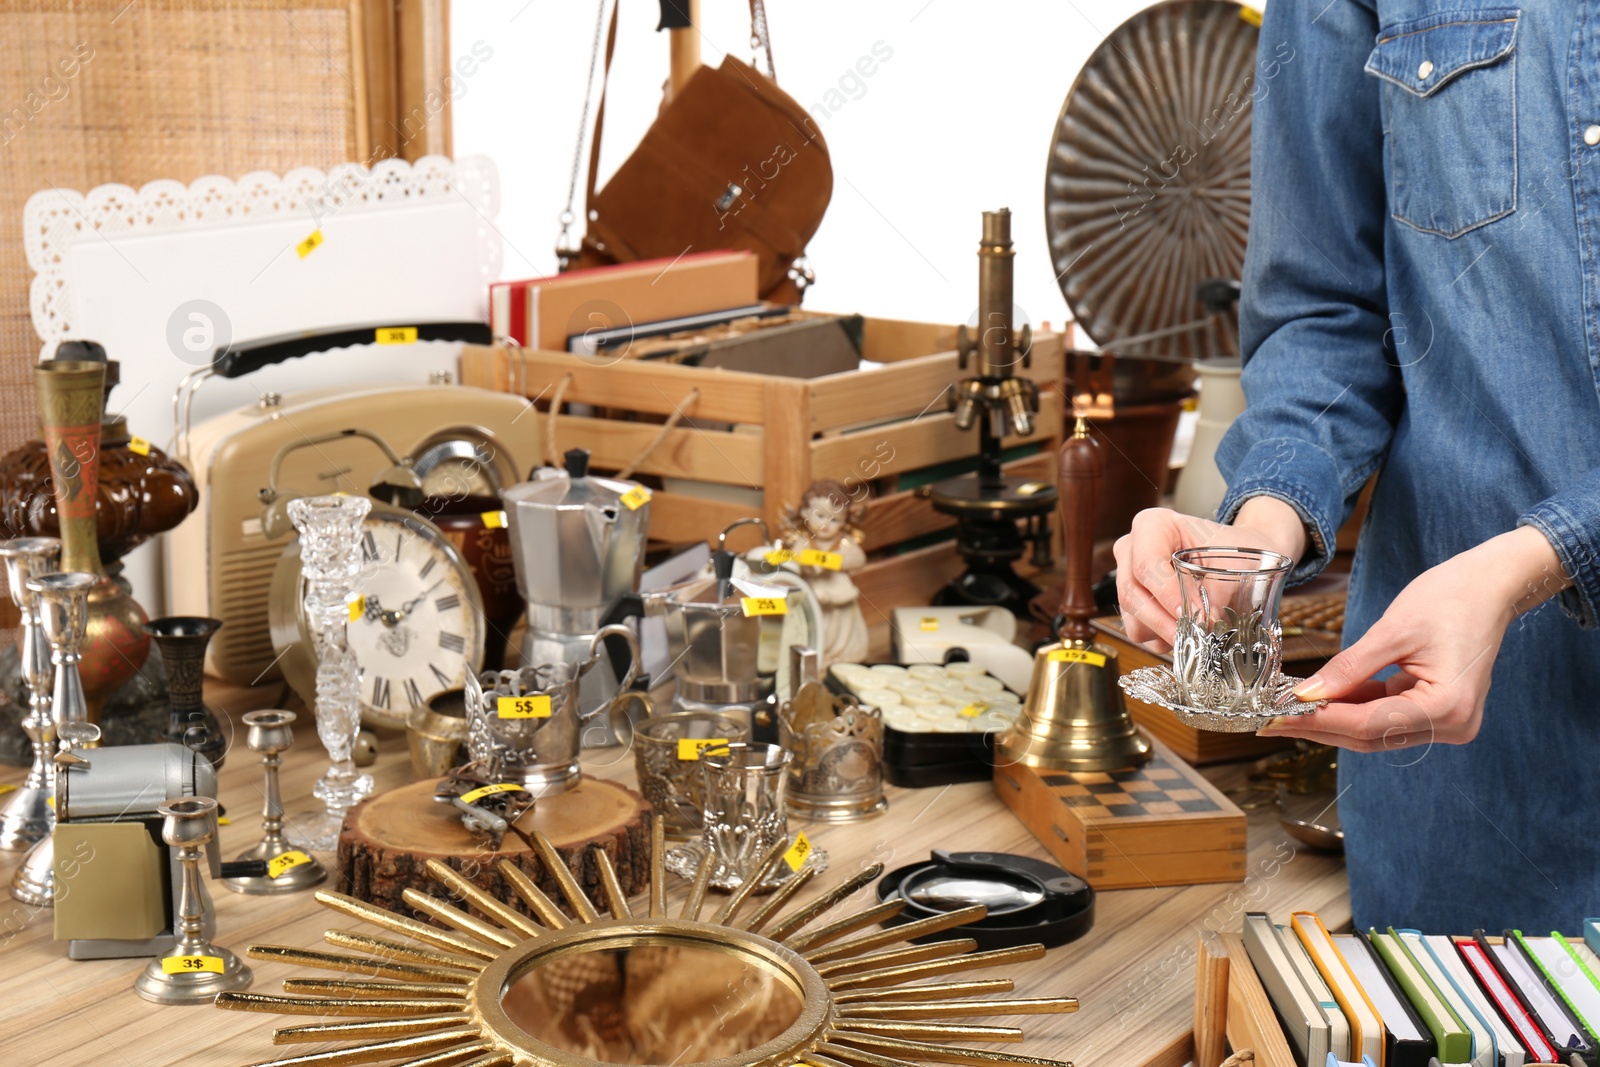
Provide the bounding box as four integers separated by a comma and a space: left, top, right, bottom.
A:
286, 495, 373, 851
224, 710, 326, 894
134, 796, 252, 1004
11, 570, 94, 906
0, 537, 62, 851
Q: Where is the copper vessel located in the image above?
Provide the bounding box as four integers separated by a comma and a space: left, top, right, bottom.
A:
30, 360, 149, 718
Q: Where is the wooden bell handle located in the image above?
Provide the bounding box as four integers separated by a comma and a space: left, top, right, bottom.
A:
1057, 416, 1102, 641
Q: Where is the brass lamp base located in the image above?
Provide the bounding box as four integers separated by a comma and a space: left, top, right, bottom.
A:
998, 638, 1152, 773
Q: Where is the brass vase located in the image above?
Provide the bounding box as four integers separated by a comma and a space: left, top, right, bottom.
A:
32, 360, 149, 720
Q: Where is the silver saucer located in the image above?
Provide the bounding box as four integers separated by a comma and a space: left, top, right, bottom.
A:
1118, 665, 1324, 733
665, 838, 830, 892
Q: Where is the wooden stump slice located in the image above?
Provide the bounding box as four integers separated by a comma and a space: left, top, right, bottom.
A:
337, 777, 652, 923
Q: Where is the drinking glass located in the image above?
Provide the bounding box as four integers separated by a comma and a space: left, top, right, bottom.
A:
1170, 547, 1293, 713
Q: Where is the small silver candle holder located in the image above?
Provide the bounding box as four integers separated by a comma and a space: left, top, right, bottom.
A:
225, 711, 326, 895
0, 537, 61, 851
135, 796, 252, 1004
11, 570, 95, 906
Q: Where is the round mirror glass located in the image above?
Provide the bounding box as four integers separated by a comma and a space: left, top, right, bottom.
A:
502, 943, 803, 1063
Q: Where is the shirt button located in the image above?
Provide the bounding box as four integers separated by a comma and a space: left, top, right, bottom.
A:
1586, 124, 1600, 146
1418, 60, 1435, 79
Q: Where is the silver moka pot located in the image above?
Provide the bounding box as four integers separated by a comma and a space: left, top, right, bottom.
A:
501, 449, 649, 745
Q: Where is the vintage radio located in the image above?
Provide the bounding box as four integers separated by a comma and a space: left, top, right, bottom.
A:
166, 382, 541, 684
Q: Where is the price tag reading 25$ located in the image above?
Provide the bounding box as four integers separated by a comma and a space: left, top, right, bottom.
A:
497, 695, 552, 719
741, 596, 787, 617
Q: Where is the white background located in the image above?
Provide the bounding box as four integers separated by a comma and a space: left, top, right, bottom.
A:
452, 0, 1164, 334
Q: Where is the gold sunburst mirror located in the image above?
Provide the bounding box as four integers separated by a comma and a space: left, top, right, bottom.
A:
215, 820, 1079, 1067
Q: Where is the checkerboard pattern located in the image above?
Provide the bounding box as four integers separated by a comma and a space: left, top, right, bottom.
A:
1039, 753, 1222, 819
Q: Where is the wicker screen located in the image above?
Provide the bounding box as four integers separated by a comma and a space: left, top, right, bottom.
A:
0, 0, 449, 630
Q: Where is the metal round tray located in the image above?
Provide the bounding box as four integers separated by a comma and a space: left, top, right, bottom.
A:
1045, 0, 1259, 363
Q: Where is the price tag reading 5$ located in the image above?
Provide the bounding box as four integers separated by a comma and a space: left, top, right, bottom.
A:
163, 955, 224, 975
797, 548, 842, 570
268, 851, 312, 879
677, 737, 729, 761
784, 832, 812, 871
741, 596, 788, 617
497, 695, 552, 719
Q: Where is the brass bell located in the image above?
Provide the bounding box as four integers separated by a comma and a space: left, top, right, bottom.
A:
998, 637, 1150, 772
998, 417, 1150, 773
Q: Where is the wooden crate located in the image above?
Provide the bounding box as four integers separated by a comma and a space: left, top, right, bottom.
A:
993, 736, 1248, 890
459, 319, 1066, 623
1091, 614, 1339, 766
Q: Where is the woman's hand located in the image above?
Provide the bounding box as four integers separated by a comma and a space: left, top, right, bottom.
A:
1113, 496, 1309, 650
1259, 525, 1570, 751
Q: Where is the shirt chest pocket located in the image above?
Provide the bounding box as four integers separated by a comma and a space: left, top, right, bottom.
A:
1365, 9, 1520, 238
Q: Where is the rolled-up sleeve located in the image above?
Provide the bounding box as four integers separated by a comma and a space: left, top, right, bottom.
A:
1520, 473, 1600, 628
1215, 0, 1403, 585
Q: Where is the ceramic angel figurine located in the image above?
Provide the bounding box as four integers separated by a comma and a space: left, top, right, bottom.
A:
777, 480, 868, 666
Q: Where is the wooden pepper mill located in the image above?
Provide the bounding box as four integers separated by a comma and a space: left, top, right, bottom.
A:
997, 418, 1151, 772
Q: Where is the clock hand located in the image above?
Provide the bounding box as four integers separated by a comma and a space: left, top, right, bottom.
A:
399, 579, 446, 617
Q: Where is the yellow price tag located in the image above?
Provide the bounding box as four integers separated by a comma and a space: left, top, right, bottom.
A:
784, 832, 812, 871
919, 617, 939, 632
482, 510, 507, 529
677, 737, 729, 761
960, 702, 988, 719
498, 695, 552, 719
375, 326, 419, 345
797, 548, 843, 570
217, 816, 231, 826
163, 955, 224, 975
348, 595, 365, 622
296, 229, 323, 258
46, 796, 53, 810
1239, 5, 1263, 26
1048, 647, 1107, 668
267, 851, 312, 879
764, 548, 795, 565
741, 596, 787, 617
460, 782, 525, 804
127, 436, 152, 457
620, 485, 652, 511
1017, 482, 1051, 496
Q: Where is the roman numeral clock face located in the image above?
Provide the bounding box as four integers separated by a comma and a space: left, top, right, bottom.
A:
342, 514, 484, 726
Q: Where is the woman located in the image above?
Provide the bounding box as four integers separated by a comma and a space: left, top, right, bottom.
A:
1116, 0, 1600, 931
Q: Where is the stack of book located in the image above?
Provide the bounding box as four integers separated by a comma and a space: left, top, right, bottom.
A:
1244, 912, 1600, 1067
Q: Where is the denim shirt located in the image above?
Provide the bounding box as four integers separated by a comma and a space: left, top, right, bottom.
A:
1216, 0, 1600, 931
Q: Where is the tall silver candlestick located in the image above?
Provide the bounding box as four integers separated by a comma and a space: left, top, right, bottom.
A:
0, 537, 61, 851
135, 796, 252, 1004
10, 570, 94, 906
286, 495, 373, 851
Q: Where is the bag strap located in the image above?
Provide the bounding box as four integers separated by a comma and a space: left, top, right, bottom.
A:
585, 1, 621, 224
556, 0, 617, 267
749, 0, 776, 80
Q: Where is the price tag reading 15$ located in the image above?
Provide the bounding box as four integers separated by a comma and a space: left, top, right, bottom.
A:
741, 596, 787, 617
497, 695, 552, 719
1048, 647, 1107, 668
163, 955, 224, 975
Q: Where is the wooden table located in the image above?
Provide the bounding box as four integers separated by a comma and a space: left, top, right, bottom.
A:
0, 679, 1349, 1067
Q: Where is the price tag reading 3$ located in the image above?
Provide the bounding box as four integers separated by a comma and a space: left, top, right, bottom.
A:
677, 737, 729, 761
1048, 647, 1107, 668
741, 596, 787, 617
498, 695, 552, 719
163, 955, 224, 975
460, 782, 524, 804
797, 548, 842, 570
620, 485, 652, 511
268, 851, 312, 879
784, 832, 812, 871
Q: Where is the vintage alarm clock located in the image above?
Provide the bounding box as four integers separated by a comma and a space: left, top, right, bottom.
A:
263, 429, 486, 730
876, 850, 1094, 950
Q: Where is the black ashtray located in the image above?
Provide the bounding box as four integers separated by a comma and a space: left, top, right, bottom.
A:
876, 850, 1095, 951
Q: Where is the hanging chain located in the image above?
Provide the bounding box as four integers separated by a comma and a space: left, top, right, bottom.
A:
557, 0, 612, 268
749, 0, 776, 80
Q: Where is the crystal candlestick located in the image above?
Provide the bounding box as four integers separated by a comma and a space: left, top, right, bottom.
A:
0, 537, 61, 851
11, 570, 94, 906
225, 710, 326, 894
134, 796, 252, 1004
286, 495, 373, 851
